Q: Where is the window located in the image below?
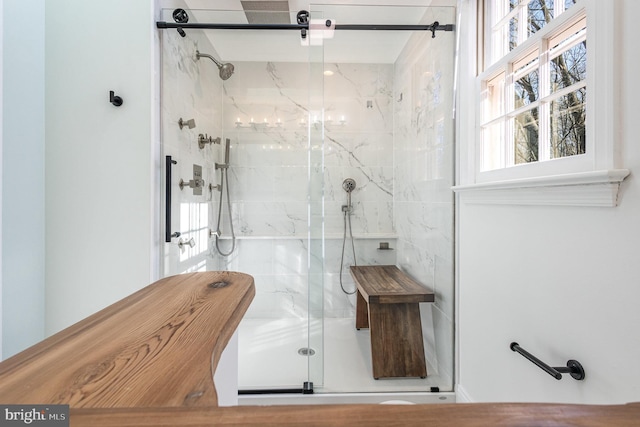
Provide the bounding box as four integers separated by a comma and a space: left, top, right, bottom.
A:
453, 0, 628, 207
481, 0, 585, 173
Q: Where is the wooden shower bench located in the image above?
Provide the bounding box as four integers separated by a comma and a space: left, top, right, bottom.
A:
350, 265, 434, 379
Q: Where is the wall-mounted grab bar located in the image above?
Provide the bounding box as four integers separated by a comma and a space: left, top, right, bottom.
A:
165, 156, 180, 242
510, 342, 585, 381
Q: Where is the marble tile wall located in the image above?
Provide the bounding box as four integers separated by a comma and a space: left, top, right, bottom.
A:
161, 29, 225, 277
206, 61, 397, 319
393, 7, 456, 387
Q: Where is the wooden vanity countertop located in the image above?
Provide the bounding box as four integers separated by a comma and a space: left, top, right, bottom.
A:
0, 271, 255, 408
70, 401, 640, 426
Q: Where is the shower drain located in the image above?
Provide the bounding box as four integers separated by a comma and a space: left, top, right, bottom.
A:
298, 347, 316, 356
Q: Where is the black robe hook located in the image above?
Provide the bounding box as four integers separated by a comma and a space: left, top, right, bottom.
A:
109, 91, 123, 107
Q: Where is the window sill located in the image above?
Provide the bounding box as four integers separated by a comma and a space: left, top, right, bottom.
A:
452, 169, 630, 207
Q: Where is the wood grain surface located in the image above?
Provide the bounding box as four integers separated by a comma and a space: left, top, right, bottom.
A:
69, 402, 640, 426
0, 271, 255, 408
368, 302, 427, 378
350, 265, 430, 378
350, 265, 434, 304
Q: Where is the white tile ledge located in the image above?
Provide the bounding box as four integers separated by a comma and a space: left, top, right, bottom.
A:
219, 233, 399, 240
452, 169, 630, 207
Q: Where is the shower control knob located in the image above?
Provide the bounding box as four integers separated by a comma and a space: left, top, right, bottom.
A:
189, 178, 205, 188
178, 237, 196, 249
198, 134, 221, 149
178, 178, 205, 190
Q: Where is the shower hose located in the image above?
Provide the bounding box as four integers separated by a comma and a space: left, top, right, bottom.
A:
214, 164, 236, 256
340, 206, 357, 295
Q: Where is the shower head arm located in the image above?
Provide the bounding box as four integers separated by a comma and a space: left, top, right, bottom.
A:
196, 50, 223, 68
195, 50, 235, 80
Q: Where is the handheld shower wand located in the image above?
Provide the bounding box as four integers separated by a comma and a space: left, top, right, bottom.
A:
213, 139, 236, 256
342, 178, 356, 213
340, 178, 358, 295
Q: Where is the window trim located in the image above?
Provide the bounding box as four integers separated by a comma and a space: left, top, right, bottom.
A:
453, 0, 628, 207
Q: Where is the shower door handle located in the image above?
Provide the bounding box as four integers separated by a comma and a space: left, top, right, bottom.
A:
165, 156, 177, 242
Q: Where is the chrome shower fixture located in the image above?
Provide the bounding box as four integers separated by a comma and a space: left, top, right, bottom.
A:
342, 178, 356, 193
198, 134, 221, 149
178, 118, 196, 130
196, 50, 235, 81
178, 237, 196, 249
342, 178, 356, 214
340, 177, 358, 295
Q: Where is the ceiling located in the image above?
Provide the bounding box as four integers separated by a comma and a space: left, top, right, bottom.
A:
161, 0, 455, 63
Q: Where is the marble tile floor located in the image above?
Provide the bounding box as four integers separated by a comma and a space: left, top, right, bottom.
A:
238, 317, 448, 394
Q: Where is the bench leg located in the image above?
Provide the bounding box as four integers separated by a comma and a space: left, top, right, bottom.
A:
355, 289, 369, 330
368, 302, 427, 379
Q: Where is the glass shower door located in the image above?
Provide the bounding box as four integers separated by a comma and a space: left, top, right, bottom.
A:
158, 6, 328, 393
306, 8, 326, 390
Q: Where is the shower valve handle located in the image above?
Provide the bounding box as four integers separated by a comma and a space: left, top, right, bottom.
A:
190, 178, 205, 188
179, 178, 205, 190
198, 134, 221, 149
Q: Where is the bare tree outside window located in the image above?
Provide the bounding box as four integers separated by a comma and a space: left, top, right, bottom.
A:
550, 42, 586, 159
513, 0, 585, 165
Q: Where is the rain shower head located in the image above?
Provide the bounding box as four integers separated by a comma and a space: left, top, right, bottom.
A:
196, 50, 235, 80
343, 178, 356, 193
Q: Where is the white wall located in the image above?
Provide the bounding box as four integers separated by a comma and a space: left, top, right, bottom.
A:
1, 0, 46, 358
44, 0, 157, 334
456, 0, 640, 404
0, 0, 3, 358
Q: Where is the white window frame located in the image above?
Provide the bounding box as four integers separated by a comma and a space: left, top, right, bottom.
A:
454, 0, 628, 207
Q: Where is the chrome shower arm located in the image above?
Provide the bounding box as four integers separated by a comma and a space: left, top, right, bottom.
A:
195, 50, 222, 67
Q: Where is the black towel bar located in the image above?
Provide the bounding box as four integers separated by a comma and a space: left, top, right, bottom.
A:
510, 342, 585, 381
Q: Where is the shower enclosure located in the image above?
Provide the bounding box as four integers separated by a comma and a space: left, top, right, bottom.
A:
159, 3, 456, 398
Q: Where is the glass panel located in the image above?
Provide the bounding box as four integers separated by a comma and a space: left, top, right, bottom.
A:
160, 4, 456, 397
514, 107, 539, 164
528, 0, 554, 35
493, 0, 520, 23
514, 69, 539, 108
550, 89, 586, 158
509, 16, 519, 51
550, 40, 586, 93
481, 121, 505, 171
307, 9, 325, 390
491, 24, 509, 63
320, 4, 456, 394
484, 72, 505, 122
